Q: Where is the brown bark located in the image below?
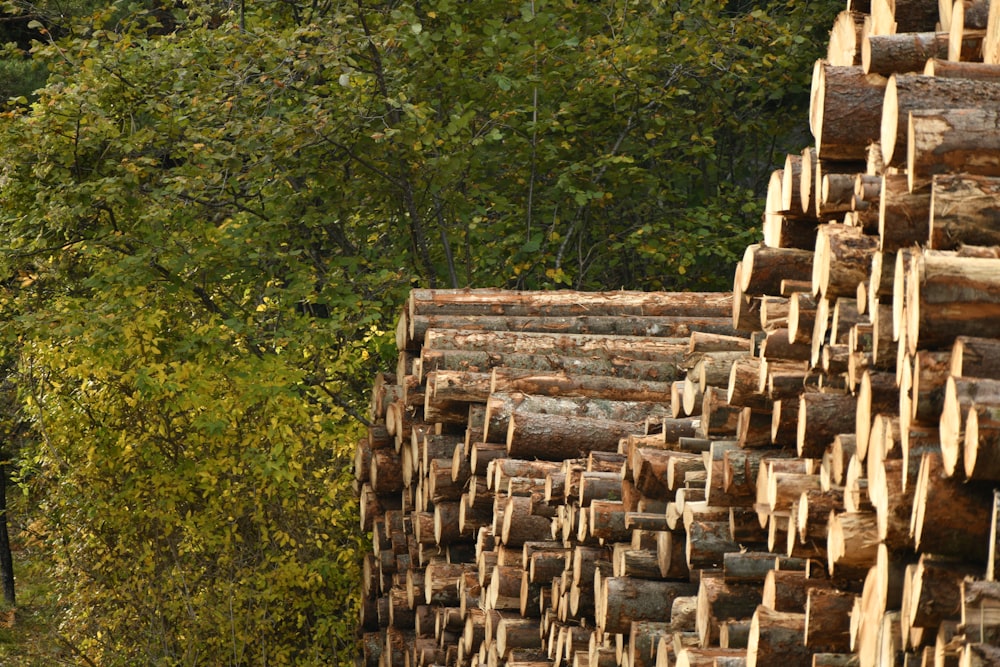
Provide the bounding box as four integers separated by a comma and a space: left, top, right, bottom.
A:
924, 58, 1000, 79
965, 400, 1000, 480
810, 63, 888, 161
930, 174, 1000, 250
413, 312, 739, 344
596, 577, 698, 635
912, 451, 994, 560
740, 244, 815, 297
862, 32, 949, 76
805, 588, 856, 652
798, 392, 857, 459
491, 367, 675, 403
696, 572, 764, 647
420, 347, 685, 382
907, 253, 1000, 353
881, 74, 1000, 166
813, 225, 880, 300
746, 606, 811, 667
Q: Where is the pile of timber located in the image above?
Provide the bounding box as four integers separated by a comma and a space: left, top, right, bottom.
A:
354, 1, 1000, 666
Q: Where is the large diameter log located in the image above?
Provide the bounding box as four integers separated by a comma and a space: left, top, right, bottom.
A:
739, 244, 814, 297
506, 411, 645, 460
952, 336, 1000, 380
798, 392, 857, 459
809, 63, 887, 161
746, 606, 811, 667
878, 174, 931, 253
862, 32, 949, 76
880, 74, 1000, 166
930, 174, 1000, 250
805, 588, 855, 652
596, 577, 698, 635
912, 451, 994, 561
907, 253, 1000, 353
813, 224, 879, 299
697, 573, 764, 647
909, 109, 1000, 192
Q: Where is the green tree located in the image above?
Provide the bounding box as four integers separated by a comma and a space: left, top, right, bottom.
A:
0, 0, 836, 662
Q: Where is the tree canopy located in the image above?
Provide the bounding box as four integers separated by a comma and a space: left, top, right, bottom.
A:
0, 0, 836, 662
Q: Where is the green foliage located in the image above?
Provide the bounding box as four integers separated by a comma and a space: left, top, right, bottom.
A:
0, 0, 837, 662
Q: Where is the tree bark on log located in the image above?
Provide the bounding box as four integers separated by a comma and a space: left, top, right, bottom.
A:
912, 451, 994, 561
810, 63, 887, 161
420, 348, 685, 383
596, 577, 698, 635
878, 174, 931, 252
798, 392, 858, 459
805, 587, 855, 652
747, 606, 811, 667
506, 411, 643, 460
740, 244, 815, 297
490, 367, 675, 403
929, 174, 1000, 250
813, 224, 879, 300
924, 58, 1000, 79
862, 32, 950, 76
907, 253, 1000, 353
881, 74, 1000, 166
696, 572, 764, 648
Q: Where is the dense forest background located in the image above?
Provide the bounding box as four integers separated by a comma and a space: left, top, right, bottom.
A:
0, 0, 837, 663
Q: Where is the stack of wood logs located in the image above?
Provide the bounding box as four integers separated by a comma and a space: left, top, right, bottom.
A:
355, 0, 1000, 665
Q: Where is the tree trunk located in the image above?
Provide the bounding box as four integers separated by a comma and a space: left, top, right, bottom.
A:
740, 244, 814, 297
929, 174, 1000, 250
596, 577, 698, 635
746, 606, 811, 667
907, 253, 1000, 353
809, 63, 887, 161
881, 74, 1000, 166
862, 32, 949, 76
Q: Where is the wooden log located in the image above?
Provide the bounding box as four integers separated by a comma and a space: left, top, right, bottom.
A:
485, 392, 670, 443
414, 313, 739, 344
952, 336, 1000, 380
813, 225, 880, 300
596, 577, 698, 635
879, 174, 931, 253
809, 63, 888, 161
687, 519, 741, 570
656, 529, 690, 580
881, 74, 1000, 166
828, 10, 866, 66
930, 174, 1000, 250
697, 572, 764, 648
911, 451, 994, 561
804, 587, 855, 652
862, 31, 950, 76
965, 400, 1000, 481
409, 288, 734, 319
827, 511, 880, 578
420, 348, 684, 382
905, 553, 978, 630
491, 367, 677, 403
798, 392, 857, 459
746, 606, 811, 667
740, 244, 815, 297
505, 411, 643, 460
924, 58, 1000, 79
906, 253, 1000, 353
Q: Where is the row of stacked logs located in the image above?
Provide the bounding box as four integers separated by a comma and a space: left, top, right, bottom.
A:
355, 0, 1000, 665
